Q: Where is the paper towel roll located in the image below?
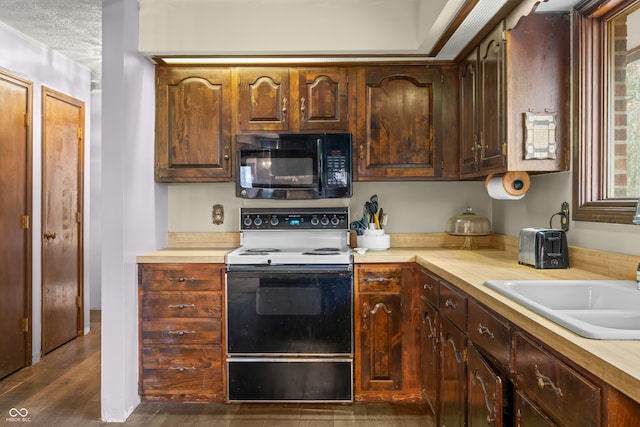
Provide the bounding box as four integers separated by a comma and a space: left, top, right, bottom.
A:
485, 172, 530, 200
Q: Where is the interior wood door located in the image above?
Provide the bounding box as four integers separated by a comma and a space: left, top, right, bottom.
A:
41, 87, 84, 354
0, 71, 32, 379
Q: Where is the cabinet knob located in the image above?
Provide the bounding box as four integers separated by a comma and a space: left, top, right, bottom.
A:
224, 154, 230, 160
300, 97, 306, 122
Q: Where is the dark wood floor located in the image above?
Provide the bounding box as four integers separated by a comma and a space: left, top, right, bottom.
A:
0, 311, 434, 426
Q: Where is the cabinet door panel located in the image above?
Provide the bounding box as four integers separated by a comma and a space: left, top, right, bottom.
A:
298, 68, 349, 131
359, 294, 402, 390
468, 344, 503, 427
357, 67, 440, 179
460, 48, 479, 176
238, 68, 289, 131
155, 68, 232, 181
478, 22, 506, 172
515, 391, 558, 427
440, 317, 466, 427
421, 298, 439, 414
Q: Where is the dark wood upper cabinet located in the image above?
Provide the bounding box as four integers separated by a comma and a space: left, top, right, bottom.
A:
297, 68, 349, 131
460, 13, 571, 178
237, 68, 290, 132
155, 67, 232, 182
355, 66, 459, 180
237, 67, 350, 132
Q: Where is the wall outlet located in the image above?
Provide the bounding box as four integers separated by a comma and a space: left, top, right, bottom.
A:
212, 204, 224, 225
560, 201, 570, 232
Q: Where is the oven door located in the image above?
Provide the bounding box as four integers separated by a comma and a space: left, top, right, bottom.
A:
226, 266, 353, 355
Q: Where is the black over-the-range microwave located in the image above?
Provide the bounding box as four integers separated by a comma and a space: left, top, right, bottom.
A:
235, 133, 352, 200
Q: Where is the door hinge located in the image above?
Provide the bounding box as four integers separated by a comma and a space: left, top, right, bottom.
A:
21, 215, 30, 229
76, 212, 82, 223
502, 30, 507, 41
441, 160, 444, 170
21, 318, 29, 333
77, 127, 83, 139
76, 296, 82, 308
24, 113, 30, 126
502, 142, 508, 155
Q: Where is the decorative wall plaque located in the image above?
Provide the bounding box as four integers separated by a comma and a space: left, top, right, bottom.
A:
524, 111, 557, 160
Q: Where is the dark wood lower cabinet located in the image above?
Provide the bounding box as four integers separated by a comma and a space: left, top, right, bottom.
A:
355, 263, 421, 402
358, 293, 403, 391
440, 316, 467, 427
420, 295, 439, 414
138, 263, 225, 402
515, 391, 558, 426
467, 344, 503, 427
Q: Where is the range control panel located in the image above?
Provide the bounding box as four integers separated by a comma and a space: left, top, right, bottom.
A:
240, 207, 349, 231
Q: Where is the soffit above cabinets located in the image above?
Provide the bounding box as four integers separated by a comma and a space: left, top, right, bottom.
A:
0, 0, 582, 91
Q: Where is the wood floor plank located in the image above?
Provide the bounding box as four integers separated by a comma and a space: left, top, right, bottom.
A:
0, 311, 434, 426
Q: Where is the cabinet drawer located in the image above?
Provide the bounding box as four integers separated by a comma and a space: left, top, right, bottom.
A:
140, 346, 223, 397
141, 292, 221, 319
139, 263, 223, 291
468, 301, 510, 370
417, 268, 438, 307
439, 281, 467, 331
141, 319, 222, 346
357, 266, 402, 293
514, 333, 601, 427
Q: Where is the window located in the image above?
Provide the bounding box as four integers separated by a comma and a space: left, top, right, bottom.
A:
574, 0, 640, 223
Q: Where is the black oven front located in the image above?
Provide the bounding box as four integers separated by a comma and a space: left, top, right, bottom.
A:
226, 266, 353, 402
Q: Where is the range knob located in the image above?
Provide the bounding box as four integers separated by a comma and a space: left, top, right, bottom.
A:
310, 216, 320, 226
243, 216, 253, 227
253, 217, 263, 226
320, 216, 330, 226
331, 216, 340, 225
270, 217, 279, 226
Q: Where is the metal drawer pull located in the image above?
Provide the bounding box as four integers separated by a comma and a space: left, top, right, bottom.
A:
423, 282, 433, 291
168, 366, 196, 373
169, 277, 195, 282
444, 298, 458, 310
167, 303, 196, 310
535, 366, 563, 397
477, 324, 495, 339
167, 330, 196, 336
364, 277, 394, 283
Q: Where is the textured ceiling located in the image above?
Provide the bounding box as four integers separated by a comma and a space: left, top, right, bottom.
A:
0, 0, 102, 89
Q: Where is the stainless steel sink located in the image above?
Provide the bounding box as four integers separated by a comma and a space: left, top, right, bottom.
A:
483, 280, 640, 339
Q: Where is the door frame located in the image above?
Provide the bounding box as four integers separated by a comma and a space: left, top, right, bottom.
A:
40, 86, 85, 349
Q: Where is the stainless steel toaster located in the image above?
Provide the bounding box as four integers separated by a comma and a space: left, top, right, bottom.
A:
518, 228, 569, 269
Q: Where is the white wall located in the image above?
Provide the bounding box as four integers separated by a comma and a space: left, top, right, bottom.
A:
100, 0, 166, 421
492, 172, 640, 256
0, 21, 93, 362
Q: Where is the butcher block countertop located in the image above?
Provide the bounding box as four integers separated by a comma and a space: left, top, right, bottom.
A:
136, 232, 640, 405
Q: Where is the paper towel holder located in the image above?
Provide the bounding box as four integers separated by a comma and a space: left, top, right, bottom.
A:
485, 172, 530, 199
